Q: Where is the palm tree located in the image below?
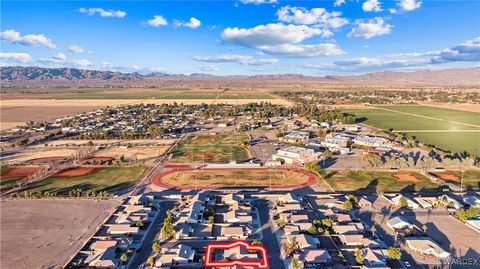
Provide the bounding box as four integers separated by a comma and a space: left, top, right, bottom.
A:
422, 224, 428, 235
371, 225, 377, 237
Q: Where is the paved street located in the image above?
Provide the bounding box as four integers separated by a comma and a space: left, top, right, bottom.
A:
251, 199, 286, 269
128, 201, 175, 269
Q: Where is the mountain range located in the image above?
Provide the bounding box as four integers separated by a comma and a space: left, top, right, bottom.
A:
1, 66, 479, 87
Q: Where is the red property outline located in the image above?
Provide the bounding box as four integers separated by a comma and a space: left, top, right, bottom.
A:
204, 240, 269, 269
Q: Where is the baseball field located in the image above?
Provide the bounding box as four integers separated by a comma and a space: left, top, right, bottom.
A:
325, 171, 440, 193
23, 167, 146, 195
170, 134, 250, 163
345, 105, 480, 154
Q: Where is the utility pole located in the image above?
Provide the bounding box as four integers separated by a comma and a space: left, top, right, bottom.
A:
269, 169, 272, 191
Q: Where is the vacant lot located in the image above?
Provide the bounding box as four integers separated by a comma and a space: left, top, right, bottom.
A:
2, 148, 78, 165
431, 170, 480, 190
158, 168, 313, 188
24, 167, 146, 195
0, 199, 118, 269
94, 146, 170, 165
325, 171, 439, 193
170, 134, 250, 163
346, 105, 480, 154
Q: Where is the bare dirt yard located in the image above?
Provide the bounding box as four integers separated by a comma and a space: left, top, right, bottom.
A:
52, 167, 104, 177
0, 199, 119, 269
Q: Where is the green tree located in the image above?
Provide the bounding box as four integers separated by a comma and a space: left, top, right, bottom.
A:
152, 241, 162, 253
343, 200, 353, 211
277, 218, 288, 228
387, 247, 402, 260
147, 256, 156, 266
304, 162, 323, 178
371, 225, 377, 237
208, 215, 214, 224
307, 226, 317, 235
399, 197, 409, 208
290, 257, 302, 269
354, 250, 365, 265
120, 253, 129, 264
322, 218, 333, 228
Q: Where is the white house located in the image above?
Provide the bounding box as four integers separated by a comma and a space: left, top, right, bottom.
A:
272, 146, 319, 165
404, 237, 451, 259
386, 216, 413, 231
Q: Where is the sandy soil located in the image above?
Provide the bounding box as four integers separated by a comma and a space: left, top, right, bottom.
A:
393, 173, 422, 182
431, 172, 461, 181
0, 199, 119, 269
3, 148, 78, 165
52, 167, 104, 177
421, 102, 480, 112
0, 166, 41, 179
94, 146, 170, 165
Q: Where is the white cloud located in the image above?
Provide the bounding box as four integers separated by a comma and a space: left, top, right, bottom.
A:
0, 52, 33, 63
79, 7, 126, 18
348, 17, 392, 39
53, 52, 67, 61
240, 0, 277, 4
73, 59, 92, 67
302, 37, 480, 72
256, 43, 345, 57
175, 17, 201, 29
68, 45, 85, 54
398, 0, 422, 12
221, 23, 344, 57
362, 0, 383, 12
276, 6, 348, 30
334, 0, 346, 7
431, 37, 480, 63
1, 29, 56, 49
193, 54, 278, 65
389, 8, 398, 14
146, 15, 168, 27
199, 65, 219, 72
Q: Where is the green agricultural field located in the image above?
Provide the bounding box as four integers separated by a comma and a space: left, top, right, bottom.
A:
325, 171, 440, 193
23, 167, 146, 196
345, 105, 480, 154
170, 134, 250, 163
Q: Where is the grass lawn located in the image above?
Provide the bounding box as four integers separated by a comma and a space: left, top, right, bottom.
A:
162, 169, 310, 187
431, 170, 480, 190
345, 105, 480, 154
24, 167, 146, 195
170, 134, 250, 163
325, 171, 440, 193
1, 178, 20, 192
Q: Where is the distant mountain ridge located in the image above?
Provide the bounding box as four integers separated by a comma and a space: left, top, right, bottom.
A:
1, 66, 479, 87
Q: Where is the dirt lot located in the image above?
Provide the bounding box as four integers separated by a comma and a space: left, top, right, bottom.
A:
94, 146, 170, 165
2, 148, 78, 165
0, 199, 119, 269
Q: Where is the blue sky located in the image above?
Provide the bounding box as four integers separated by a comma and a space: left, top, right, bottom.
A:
1, 0, 479, 75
